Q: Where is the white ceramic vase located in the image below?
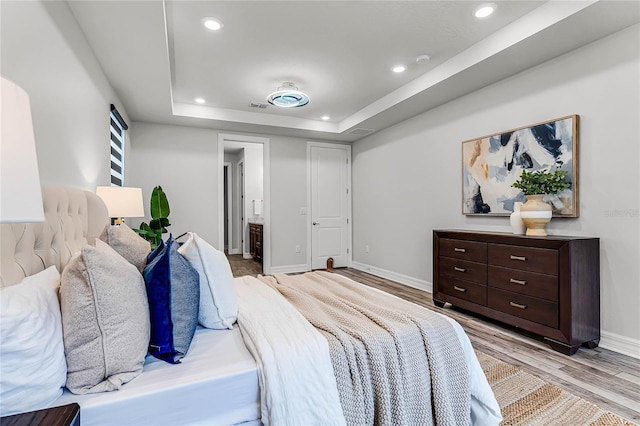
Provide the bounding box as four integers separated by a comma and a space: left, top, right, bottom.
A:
510, 202, 526, 235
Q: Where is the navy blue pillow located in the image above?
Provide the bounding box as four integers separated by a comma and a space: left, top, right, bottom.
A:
142, 236, 199, 364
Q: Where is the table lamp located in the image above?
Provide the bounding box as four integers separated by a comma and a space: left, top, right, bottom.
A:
96, 186, 145, 225
0, 76, 44, 223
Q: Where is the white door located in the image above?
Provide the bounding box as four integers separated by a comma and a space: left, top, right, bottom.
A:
310, 144, 350, 269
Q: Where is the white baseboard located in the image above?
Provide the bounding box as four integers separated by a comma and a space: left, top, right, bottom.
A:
269, 264, 309, 274
228, 248, 241, 255
600, 330, 640, 359
351, 261, 432, 293
243, 253, 252, 259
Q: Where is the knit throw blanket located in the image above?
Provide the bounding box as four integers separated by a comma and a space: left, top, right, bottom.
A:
258, 271, 471, 426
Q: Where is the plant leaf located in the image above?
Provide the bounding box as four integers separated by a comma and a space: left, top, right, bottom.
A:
150, 186, 170, 220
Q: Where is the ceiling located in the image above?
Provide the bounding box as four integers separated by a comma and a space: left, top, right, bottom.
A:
67, 1, 639, 142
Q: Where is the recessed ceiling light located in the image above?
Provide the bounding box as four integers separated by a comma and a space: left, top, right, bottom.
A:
202, 17, 223, 31
194, 97, 206, 104
474, 3, 496, 18
321, 115, 330, 121
392, 65, 406, 73
266, 82, 310, 108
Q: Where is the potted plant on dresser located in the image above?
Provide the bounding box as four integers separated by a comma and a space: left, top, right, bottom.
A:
511, 162, 570, 236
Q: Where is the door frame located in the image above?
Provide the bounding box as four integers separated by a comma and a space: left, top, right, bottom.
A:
306, 141, 352, 270
223, 162, 233, 253
218, 133, 271, 274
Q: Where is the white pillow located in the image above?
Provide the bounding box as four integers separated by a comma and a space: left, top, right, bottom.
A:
0, 266, 67, 416
178, 232, 238, 329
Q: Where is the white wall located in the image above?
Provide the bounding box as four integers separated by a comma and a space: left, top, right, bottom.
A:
128, 124, 335, 270
1, 1, 129, 189
352, 25, 640, 353
127, 122, 219, 245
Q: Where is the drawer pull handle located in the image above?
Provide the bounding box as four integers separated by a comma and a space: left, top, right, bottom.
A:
454, 267, 466, 273
454, 248, 466, 253
510, 302, 527, 310
510, 255, 527, 261
510, 278, 527, 285
453, 286, 467, 293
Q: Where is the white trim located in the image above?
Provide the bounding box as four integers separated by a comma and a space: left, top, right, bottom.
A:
228, 248, 241, 255
600, 330, 640, 359
306, 141, 352, 271
269, 264, 310, 274
236, 160, 244, 256
218, 133, 271, 275
224, 161, 232, 251
351, 261, 433, 293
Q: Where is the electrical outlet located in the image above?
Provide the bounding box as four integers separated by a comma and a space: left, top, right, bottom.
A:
365, 245, 369, 253
299, 207, 307, 215
295, 245, 301, 253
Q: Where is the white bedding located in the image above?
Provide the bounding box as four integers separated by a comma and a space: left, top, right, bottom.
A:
51, 275, 499, 426
53, 325, 260, 426
235, 275, 346, 426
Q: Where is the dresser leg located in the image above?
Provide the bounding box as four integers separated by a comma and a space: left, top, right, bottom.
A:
545, 338, 580, 355
582, 338, 600, 349
433, 299, 446, 308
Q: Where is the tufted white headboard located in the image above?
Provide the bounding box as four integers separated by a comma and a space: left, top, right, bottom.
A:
0, 187, 109, 287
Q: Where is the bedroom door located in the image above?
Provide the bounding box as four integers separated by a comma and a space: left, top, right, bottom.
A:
309, 143, 351, 269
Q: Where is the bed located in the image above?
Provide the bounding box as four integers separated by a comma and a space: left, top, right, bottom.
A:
0, 186, 501, 425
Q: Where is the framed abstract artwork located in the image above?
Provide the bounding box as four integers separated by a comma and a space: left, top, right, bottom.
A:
462, 115, 579, 217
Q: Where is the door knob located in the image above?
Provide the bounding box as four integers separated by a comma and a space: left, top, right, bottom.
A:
313, 222, 320, 226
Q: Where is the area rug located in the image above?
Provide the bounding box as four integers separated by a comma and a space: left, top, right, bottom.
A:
476, 351, 634, 425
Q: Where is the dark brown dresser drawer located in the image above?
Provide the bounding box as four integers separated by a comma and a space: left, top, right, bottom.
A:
439, 257, 487, 285
488, 243, 558, 275
439, 238, 487, 263
488, 288, 558, 328
488, 265, 558, 302
439, 275, 487, 306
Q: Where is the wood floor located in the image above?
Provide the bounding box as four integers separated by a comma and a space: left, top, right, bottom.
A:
334, 268, 640, 424
227, 254, 263, 276
228, 258, 640, 424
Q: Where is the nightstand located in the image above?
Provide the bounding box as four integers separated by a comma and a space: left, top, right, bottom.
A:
1, 403, 80, 426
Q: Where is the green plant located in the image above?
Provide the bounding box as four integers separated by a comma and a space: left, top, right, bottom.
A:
512, 162, 570, 195
134, 186, 170, 248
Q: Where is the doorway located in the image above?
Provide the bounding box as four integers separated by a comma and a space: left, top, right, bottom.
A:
218, 133, 270, 274
307, 142, 352, 270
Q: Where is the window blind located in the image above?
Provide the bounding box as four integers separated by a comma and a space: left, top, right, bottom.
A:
110, 104, 128, 187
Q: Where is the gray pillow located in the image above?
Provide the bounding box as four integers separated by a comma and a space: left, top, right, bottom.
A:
60, 239, 150, 394
99, 223, 151, 272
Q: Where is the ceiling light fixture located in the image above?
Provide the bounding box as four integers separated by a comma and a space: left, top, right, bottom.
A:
266, 82, 310, 108
474, 3, 496, 18
202, 17, 223, 31
392, 65, 406, 73
321, 115, 330, 121
194, 97, 206, 104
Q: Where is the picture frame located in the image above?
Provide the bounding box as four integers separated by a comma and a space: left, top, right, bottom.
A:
462, 115, 579, 217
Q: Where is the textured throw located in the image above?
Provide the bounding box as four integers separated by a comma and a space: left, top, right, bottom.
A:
477, 351, 635, 426
259, 271, 471, 426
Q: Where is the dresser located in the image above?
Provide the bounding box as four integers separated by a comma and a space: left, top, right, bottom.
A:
249, 223, 263, 263
433, 230, 600, 355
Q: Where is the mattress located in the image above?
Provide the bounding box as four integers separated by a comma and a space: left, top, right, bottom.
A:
53, 326, 260, 426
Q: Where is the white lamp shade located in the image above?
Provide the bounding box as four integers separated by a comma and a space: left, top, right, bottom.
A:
96, 186, 145, 218
0, 77, 44, 222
